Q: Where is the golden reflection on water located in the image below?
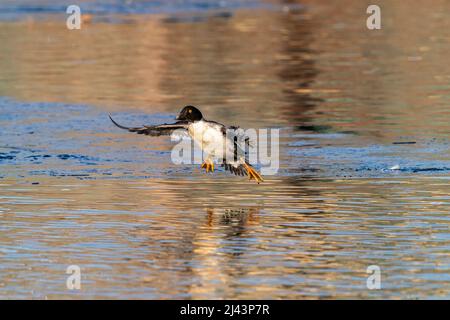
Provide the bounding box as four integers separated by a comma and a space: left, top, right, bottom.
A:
1, 176, 449, 299
0, 1, 449, 135
0, 0, 450, 299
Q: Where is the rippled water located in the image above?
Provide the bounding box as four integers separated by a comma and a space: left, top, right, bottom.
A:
0, 0, 450, 299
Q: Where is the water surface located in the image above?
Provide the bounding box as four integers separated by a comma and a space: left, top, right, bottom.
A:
0, 0, 449, 299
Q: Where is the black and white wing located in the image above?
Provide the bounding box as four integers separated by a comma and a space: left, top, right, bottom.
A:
109, 115, 189, 136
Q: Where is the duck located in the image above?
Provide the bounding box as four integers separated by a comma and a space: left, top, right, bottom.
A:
109, 105, 263, 183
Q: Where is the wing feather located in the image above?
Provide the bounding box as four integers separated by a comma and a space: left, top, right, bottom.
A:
109, 115, 189, 136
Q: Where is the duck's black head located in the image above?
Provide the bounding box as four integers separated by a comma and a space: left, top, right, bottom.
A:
176, 105, 203, 122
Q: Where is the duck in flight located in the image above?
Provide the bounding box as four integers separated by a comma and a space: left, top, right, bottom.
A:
109, 106, 264, 183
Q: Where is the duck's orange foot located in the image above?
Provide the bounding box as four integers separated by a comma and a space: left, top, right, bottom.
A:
201, 161, 214, 173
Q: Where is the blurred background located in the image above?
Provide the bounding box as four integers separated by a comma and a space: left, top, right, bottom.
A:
0, 0, 449, 299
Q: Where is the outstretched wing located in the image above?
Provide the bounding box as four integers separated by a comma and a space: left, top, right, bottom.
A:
109, 115, 189, 136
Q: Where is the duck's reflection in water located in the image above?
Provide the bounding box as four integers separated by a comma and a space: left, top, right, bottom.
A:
190, 207, 260, 298
129, 206, 260, 298
205, 207, 259, 232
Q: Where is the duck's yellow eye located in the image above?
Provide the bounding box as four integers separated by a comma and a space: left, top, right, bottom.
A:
188, 109, 192, 113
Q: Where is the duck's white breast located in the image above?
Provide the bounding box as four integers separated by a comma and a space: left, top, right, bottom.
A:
189, 120, 226, 156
